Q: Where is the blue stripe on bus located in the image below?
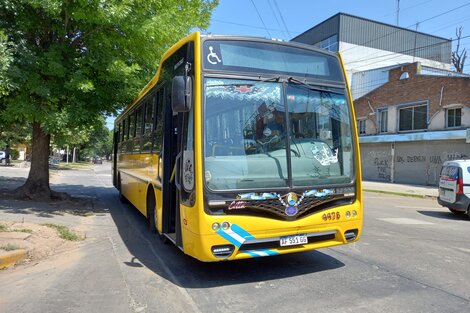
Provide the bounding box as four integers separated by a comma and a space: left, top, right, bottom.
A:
244, 249, 280, 258
230, 224, 256, 241
216, 229, 243, 247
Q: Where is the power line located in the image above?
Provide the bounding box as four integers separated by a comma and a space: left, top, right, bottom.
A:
211, 18, 294, 33
378, 0, 435, 20
341, 1, 470, 54
272, 0, 292, 38
267, 0, 288, 40
345, 34, 470, 68
250, 0, 272, 38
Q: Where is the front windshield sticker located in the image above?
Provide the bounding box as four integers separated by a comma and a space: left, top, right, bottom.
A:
183, 150, 194, 191
205, 79, 280, 102
312, 145, 339, 166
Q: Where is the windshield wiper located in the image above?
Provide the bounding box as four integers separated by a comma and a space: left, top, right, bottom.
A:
258, 75, 281, 82
287, 77, 343, 94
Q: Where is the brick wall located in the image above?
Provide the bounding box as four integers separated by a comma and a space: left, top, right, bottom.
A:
353, 62, 470, 134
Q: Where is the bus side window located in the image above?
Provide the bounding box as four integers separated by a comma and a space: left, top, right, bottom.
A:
154, 90, 164, 151
134, 105, 143, 153
121, 118, 127, 153
117, 123, 122, 152
141, 98, 153, 152
127, 112, 135, 152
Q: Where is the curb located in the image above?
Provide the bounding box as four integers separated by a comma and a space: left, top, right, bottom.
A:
0, 249, 28, 269
363, 189, 438, 200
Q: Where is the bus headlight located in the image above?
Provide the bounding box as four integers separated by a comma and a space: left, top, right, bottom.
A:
212, 223, 220, 231
222, 222, 230, 230
352, 210, 357, 217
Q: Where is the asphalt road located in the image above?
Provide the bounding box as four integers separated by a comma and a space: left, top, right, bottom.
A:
1, 164, 469, 313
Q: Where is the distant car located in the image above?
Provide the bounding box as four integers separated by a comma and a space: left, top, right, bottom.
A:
437, 160, 470, 218
0, 151, 5, 164
92, 156, 103, 164
48, 156, 60, 166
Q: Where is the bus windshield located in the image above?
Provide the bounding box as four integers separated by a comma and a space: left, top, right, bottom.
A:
203, 77, 354, 191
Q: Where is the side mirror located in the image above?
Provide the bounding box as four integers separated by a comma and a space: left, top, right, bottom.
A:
171, 76, 192, 112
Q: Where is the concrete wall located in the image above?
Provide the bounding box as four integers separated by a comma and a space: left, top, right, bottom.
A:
361, 140, 470, 185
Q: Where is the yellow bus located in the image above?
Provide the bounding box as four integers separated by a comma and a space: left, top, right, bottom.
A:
112, 32, 362, 262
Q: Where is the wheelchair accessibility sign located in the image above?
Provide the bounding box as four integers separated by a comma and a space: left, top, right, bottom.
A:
207, 46, 221, 65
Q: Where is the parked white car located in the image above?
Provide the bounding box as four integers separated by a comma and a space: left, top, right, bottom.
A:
0, 151, 5, 164
437, 160, 470, 218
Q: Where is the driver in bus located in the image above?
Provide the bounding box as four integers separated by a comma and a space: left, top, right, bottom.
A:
265, 110, 286, 137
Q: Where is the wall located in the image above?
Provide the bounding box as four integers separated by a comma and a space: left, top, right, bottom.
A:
354, 62, 470, 136
361, 140, 470, 185
361, 142, 393, 182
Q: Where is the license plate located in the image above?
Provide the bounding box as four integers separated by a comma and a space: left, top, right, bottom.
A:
280, 234, 308, 247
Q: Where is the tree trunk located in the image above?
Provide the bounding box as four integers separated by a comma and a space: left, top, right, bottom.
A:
15, 121, 52, 200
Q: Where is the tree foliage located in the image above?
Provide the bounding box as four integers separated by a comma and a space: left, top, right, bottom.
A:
0, 0, 218, 199
0, 30, 14, 96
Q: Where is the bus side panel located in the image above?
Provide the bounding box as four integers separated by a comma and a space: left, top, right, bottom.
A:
120, 153, 154, 216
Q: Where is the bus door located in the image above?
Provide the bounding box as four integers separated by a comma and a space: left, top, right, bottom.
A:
161, 92, 183, 247
161, 42, 194, 248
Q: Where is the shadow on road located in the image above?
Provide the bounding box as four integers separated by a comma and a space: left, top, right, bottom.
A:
417, 210, 469, 221
0, 173, 110, 217
106, 188, 345, 289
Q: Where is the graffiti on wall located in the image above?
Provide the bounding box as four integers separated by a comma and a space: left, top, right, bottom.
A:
373, 157, 391, 181
365, 148, 469, 183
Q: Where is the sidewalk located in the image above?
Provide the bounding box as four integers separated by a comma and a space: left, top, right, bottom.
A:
362, 181, 438, 199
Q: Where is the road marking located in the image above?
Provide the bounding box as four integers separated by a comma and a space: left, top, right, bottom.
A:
377, 218, 434, 225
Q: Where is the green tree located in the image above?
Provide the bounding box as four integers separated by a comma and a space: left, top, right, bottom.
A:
0, 30, 14, 96
0, 0, 218, 200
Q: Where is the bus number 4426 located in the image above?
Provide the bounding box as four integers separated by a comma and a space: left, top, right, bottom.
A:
322, 212, 340, 221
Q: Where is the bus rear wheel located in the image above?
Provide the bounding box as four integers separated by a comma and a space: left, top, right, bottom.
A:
118, 174, 127, 203
147, 189, 157, 234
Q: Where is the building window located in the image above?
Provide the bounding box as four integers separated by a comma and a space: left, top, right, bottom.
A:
379, 109, 388, 133
398, 103, 427, 131
447, 107, 462, 128
315, 35, 338, 52
358, 119, 366, 135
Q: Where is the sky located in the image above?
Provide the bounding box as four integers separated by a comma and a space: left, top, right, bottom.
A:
206, 0, 470, 44
107, 0, 470, 128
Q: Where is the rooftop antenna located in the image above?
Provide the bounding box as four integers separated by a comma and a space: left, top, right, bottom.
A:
396, 0, 400, 26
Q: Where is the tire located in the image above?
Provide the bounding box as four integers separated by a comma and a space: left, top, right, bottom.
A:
147, 189, 157, 234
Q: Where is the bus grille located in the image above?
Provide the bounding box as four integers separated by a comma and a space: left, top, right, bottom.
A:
224, 195, 353, 220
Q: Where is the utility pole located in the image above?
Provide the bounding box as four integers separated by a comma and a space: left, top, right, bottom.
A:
396, 0, 400, 26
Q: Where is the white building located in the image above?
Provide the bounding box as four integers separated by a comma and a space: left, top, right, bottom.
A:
291, 13, 452, 99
